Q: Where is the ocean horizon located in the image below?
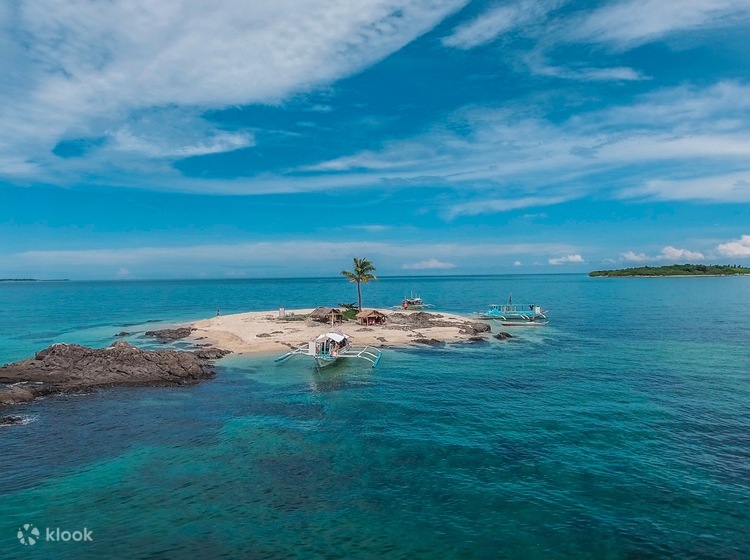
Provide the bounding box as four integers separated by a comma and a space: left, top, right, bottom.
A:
2, 274, 749, 558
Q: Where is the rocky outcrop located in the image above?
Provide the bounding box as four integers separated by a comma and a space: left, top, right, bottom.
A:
388, 313, 492, 336
144, 327, 195, 342
1, 415, 24, 425
494, 332, 513, 340
413, 338, 444, 346
0, 341, 227, 408
193, 348, 232, 360
459, 322, 491, 335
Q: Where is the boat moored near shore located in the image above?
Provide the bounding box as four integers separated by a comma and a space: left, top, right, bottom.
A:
474, 294, 548, 326
392, 294, 434, 310
275, 331, 382, 368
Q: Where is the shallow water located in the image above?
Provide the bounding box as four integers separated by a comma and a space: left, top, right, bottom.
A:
1, 275, 749, 558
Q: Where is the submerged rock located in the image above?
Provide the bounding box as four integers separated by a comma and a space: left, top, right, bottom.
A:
0, 341, 224, 407
494, 332, 513, 340
0, 415, 24, 425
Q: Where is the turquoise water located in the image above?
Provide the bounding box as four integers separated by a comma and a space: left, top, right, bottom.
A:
1, 275, 749, 559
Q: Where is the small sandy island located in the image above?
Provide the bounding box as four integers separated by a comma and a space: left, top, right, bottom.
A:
190, 309, 494, 355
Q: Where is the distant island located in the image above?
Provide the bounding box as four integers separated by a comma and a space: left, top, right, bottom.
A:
0, 278, 70, 282
589, 264, 750, 277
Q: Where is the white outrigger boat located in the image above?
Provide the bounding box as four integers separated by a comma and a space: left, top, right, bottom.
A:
391, 294, 434, 310
274, 332, 382, 369
475, 294, 548, 326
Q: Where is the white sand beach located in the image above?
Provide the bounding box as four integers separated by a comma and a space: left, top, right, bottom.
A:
190, 308, 490, 355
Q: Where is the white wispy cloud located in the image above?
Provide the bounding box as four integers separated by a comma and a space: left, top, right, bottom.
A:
402, 258, 456, 270
570, 0, 750, 49
523, 51, 647, 81
621, 246, 706, 262
10, 239, 577, 278
620, 251, 651, 263
548, 254, 583, 265
622, 172, 750, 203
444, 195, 571, 219
716, 235, 750, 257
346, 225, 392, 233
0, 0, 466, 183
301, 81, 750, 210
661, 246, 706, 261
442, 1, 563, 49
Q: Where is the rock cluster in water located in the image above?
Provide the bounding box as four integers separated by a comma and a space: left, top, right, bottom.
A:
0, 341, 229, 407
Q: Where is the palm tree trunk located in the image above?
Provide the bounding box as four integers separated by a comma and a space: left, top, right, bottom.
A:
357, 281, 362, 311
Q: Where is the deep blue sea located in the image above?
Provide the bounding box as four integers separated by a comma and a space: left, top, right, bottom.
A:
1, 275, 749, 559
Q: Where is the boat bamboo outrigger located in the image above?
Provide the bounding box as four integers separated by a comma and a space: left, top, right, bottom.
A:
274, 332, 382, 369
474, 294, 548, 326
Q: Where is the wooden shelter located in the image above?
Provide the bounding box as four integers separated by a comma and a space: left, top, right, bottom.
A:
309, 307, 343, 324
356, 309, 387, 326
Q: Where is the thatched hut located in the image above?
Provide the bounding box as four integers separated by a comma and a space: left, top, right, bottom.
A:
356, 309, 387, 326
309, 307, 343, 324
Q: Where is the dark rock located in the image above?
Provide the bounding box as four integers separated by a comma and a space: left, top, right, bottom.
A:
256, 333, 271, 338
0, 341, 219, 407
467, 336, 487, 343
0, 384, 49, 406
459, 321, 492, 335
0, 415, 24, 425
144, 327, 195, 342
193, 348, 232, 360
114, 331, 130, 337
406, 312, 436, 327
494, 332, 513, 340
413, 338, 444, 346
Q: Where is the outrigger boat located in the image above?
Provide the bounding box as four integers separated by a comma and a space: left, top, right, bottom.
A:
392, 294, 434, 310
274, 332, 382, 369
475, 294, 548, 326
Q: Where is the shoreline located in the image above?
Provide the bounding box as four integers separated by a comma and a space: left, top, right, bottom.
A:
189, 308, 493, 355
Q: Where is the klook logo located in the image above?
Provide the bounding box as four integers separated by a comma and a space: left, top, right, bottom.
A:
17, 524, 40, 546
16, 523, 92, 546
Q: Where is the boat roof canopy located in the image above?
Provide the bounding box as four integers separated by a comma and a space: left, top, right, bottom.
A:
316, 332, 349, 343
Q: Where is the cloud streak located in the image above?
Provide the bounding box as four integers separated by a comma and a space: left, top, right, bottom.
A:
10, 239, 578, 278
570, 0, 750, 49
0, 0, 467, 183
716, 235, 750, 258
621, 246, 706, 263
402, 258, 456, 270
442, 1, 563, 49
548, 254, 583, 265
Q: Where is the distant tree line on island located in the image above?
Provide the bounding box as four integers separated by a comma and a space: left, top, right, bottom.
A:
589, 264, 750, 277
0, 278, 70, 282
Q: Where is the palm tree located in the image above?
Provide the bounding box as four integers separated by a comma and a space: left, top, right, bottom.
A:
341, 258, 378, 311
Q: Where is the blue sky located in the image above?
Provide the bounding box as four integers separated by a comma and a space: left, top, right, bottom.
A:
2, 0, 750, 279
